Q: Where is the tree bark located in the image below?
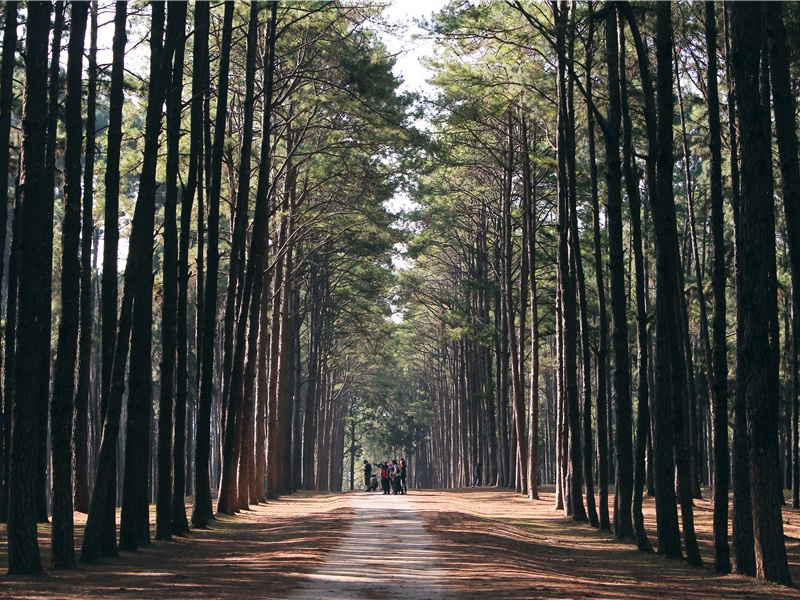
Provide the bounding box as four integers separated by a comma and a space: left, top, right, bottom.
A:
731, 1, 792, 585
192, 0, 233, 529
0, 0, 18, 526
74, 0, 98, 517
766, 0, 800, 513
98, 1, 127, 555
51, 0, 88, 568
604, 2, 632, 539
7, 1, 50, 575
39, 0, 65, 524
156, 0, 186, 541
705, 0, 731, 574
618, 11, 653, 554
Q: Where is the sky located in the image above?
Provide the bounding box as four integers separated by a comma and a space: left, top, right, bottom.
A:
378, 0, 451, 95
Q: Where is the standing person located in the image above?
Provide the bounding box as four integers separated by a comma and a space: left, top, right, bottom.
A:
400, 458, 408, 494
381, 461, 390, 494
391, 459, 402, 494
473, 463, 482, 487
363, 460, 372, 491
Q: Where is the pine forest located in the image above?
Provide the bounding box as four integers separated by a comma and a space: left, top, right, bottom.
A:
0, 1, 798, 597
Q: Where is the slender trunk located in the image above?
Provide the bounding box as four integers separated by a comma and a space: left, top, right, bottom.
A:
119, 0, 182, 552
586, 4, 610, 530
192, 0, 232, 529
654, 1, 702, 566
0, 0, 17, 523
705, 0, 731, 574
604, 3, 632, 539
618, 13, 653, 553
74, 0, 98, 517
675, 49, 705, 501
39, 0, 65, 525
98, 1, 127, 554
156, 1, 186, 541
521, 116, 539, 501
51, 1, 88, 569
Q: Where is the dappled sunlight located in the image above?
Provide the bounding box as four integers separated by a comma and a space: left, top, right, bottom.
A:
408, 488, 800, 600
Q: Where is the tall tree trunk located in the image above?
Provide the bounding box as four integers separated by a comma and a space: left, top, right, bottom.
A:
51, 1, 88, 568
0, 0, 17, 525
618, 11, 653, 554
98, 1, 127, 555
604, 3, 632, 539
7, 1, 50, 575
156, 0, 186, 541
705, 0, 731, 574
83, 1, 173, 561
521, 115, 539, 501
119, 0, 180, 552
674, 49, 705, 501
502, 112, 528, 497
766, 0, 800, 513
585, 3, 610, 530
39, 0, 65, 524
192, 0, 233, 528
174, 0, 208, 537
654, 1, 702, 566
622, 2, 683, 559
74, 0, 98, 517
217, 1, 261, 515
731, 1, 792, 585
720, 3, 756, 576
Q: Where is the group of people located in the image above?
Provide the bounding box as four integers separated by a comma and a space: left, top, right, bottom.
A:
363, 458, 407, 494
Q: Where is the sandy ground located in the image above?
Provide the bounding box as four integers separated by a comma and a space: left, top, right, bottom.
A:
0, 487, 799, 599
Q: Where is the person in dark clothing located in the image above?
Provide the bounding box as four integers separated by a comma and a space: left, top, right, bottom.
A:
391, 459, 402, 494
363, 460, 372, 490
399, 458, 408, 494
472, 463, 482, 487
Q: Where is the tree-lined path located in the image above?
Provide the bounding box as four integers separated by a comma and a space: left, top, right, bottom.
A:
2, 0, 800, 596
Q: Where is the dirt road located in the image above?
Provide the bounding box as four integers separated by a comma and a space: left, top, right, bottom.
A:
2, 488, 799, 599
290, 493, 447, 599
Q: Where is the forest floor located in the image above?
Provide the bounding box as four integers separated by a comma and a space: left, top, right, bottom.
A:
1, 487, 799, 599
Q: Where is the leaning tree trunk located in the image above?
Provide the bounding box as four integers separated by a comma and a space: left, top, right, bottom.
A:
82, 1, 174, 561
